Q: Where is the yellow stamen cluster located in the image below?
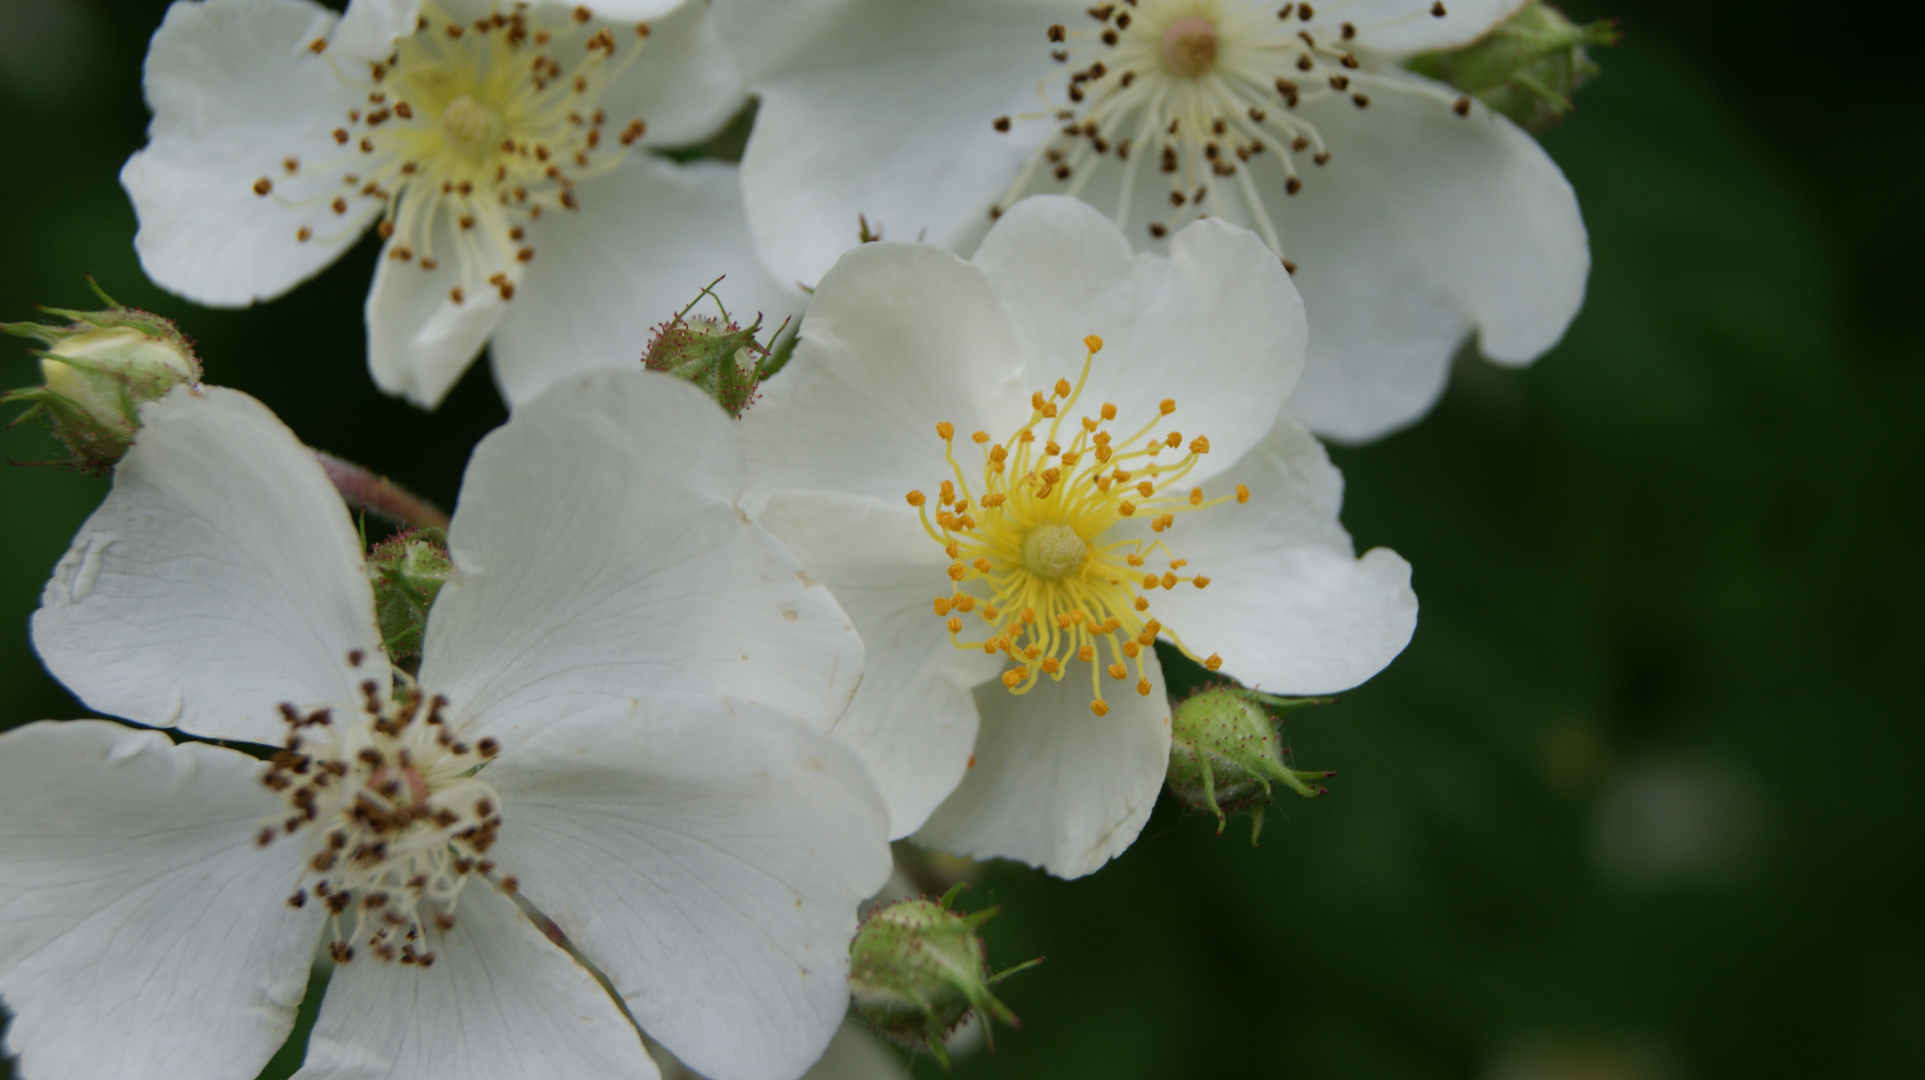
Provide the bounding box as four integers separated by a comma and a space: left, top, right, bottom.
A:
907, 335, 1244, 717
265, 2, 650, 302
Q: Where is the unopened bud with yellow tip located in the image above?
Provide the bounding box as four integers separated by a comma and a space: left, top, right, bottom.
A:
1406, 2, 1621, 132
1167, 685, 1334, 844
848, 885, 1041, 1067
3, 280, 201, 471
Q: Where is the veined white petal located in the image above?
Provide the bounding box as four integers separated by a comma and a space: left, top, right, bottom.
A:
365, 223, 516, 410
490, 158, 800, 408
914, 655, 1172, 879
421, 370, 862, 752
292, 884, 658, 1080
124, 0, 379, 307
0, 721, 322, 1080
758, 491, 1004, 838
486, 702, 892, 1080
973, 198, 1301, 480
32, 386, 386, 746
598, 0, 748, 148
740, 242, 1030, 511
330, 0, 421, 63
1343, 0, 1531, 57
1145, 412, 1418, 693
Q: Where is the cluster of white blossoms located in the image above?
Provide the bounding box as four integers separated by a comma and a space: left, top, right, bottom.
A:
0, 0, 1598, 1075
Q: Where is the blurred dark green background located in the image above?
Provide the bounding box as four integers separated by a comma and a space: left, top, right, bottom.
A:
1, 2, 1918, 1078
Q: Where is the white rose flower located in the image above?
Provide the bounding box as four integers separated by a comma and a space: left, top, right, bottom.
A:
123, 0, 796, 408
714, 0, 1588, 442
741, 197, 1417, 877
2, 370, 890, 1080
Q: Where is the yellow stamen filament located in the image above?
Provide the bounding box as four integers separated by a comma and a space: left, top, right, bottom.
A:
910, 335, 1249, 715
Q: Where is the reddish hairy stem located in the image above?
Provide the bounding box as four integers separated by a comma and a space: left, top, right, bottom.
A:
315, 451, 450, 531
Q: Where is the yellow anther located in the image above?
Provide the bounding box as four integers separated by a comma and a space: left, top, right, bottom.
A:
982, 604, 999, 618
1057, 613, 1076, 629
1061, 451, 1080, 466
948, 617, 963, 634
936, 512, 956, 530
1155, 514, 1175, 531
954, 595, 975, 613
1022, 645, 1040, 659
944, 541, 960, 558
1054, 378, 1072, 398
1236, 484, 1250, 503
1136, 677, 1152, 696
1170, 559, 1188, 569
1137, 481, 1155, 497
1134, 596, 1150, 611
1031, 391, 1047, 411
1084, 334, 1104, 352
1040, 402, 1058, 418
936, 421, 955, 440
972, 430, 991, 443
1113, 469, 1132, 481
1119, 501, 1136, 517
1045, 440, 1061, 456
1127, 553, 1144, 567
1077, 644, 1095, 661
1021, 608, 1036, 624
933, 597, 951, 616
1107, 663, 1128, 679
1190, 436, 1210, 453
1090, 699, 1110, 716
956, 514, 978, 530
982, 493, 1007, 508
1002, 669, 1023, 688
1159, 399, 1176, 415
1204, 654, 1224, 671
1193, 576, 1211, 588
1043, 467, 1062, 484
1019, 430, 1036, 443
1041, 657, 1061, 674
1165, 432, 1183, 448
1101, 403, 1117, 420
1162, 571, 1178, 589
940, 480, 955, 504
1189, 488, 1203, 505
990, 445, 1008, 463
906, 490, 926, 507
1082, 417, 1099, 431
1101, 617, 1120, 633
947, 564, 967, 581
1095, 444, 1113, 463
1034, 483, 1053, 500
1143, 573, 1160, 589
973, 557, 993, 573
1144, 619, 1162, 634
1137, 630, 1156, 647
1122, 640, 1140, 658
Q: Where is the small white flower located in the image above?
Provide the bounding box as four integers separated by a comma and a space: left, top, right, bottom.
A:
741, 197, 1417, 877
123, 0, 796, 408
714, 0, 1588, 441
2, 371, 890, 1080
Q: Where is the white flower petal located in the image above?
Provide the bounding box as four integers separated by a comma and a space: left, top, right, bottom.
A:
1260, 76, 1588, 441
1343, 0, 1531, 57
972, 198, 1301, 477
123, 0, 379, 307
914, 655, 1172, 879
758, 491, 1003, 838
0, 720, 321, 1080
365, 225, 515, 410
486, 702, 892, 1080
740, 242, 1029, 510
598, 0, 748, 148
420, 369, 862, 751
32, 386, 386, 746
801, 1025, 909, 1080
719, 0, 1075, 286
292, 884, 657, 1080
1143, 413, 1417, 693
330, 0, 419, 63
490, 158, 799, 408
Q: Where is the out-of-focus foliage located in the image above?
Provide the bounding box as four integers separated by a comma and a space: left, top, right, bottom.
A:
0, 2, 1918, 1079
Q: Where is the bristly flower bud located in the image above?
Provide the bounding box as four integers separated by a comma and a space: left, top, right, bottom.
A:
848, 885, 1041, 1067
1167, 685, 1335, 844
367, 527, 453, 662
1406, 2, 1621, 132
642, 277, 792, 418
3, 279, 201, 471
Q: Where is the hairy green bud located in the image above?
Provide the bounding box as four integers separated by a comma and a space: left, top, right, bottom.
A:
1167, 686, 1334, 844
848, 885, 1040, 1067
3, 280, 201, 471
643, 278, 791, 418
1406, 2, 1621, 132
367, 528, 453, 661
